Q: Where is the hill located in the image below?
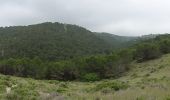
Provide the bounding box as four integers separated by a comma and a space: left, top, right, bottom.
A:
0, 22, 143, 61
94, 32, 138, 49
0, 22, 169, 99
0, 21, 167, 77
1, 22, 157, 62
0, 22, 114, 60
1, 54, 170, 100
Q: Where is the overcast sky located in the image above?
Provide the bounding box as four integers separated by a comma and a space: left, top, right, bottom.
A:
0, 0, 170, 36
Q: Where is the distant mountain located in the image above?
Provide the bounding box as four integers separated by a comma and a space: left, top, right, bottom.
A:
94, 32, 138, 49
140, 34, 160, 39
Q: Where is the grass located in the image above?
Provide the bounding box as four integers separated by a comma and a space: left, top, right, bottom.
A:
1, 54, 170, 100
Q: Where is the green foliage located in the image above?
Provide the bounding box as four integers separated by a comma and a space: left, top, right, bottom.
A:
0, 22, 113, 61
159, 39, 170, 54
94, 32, 138, 49
166, 97, 170, 100
0, 22, 170, 82
94, 81, 128, 91
136, 96, 145, 100
134, 43, 161, 62
131, 34, 170, 63
0, 48, 132, 81
56, 82, 68, 93
81, 73, 100, 82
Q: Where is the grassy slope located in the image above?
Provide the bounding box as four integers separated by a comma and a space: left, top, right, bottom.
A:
1, 54, 170, 100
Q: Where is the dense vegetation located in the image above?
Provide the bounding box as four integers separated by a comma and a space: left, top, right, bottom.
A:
134, 34, 170, 62
1, 54, 170, 100
0, 22, 169, 81
0, 22, 114, 60
94, 32, 138, 49
0, 49, 133, 81
1, 33, 170, 81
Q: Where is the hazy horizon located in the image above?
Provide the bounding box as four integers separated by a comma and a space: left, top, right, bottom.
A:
0, 0, 170, 36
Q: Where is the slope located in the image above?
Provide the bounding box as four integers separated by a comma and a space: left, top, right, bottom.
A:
1, 54, 170, 100
0, 22, 113, 61
94, 32, 138, 49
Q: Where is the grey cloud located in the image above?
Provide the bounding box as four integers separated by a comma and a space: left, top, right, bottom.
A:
0, 0, 170, 36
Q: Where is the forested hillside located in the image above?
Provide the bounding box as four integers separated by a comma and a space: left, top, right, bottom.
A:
0, 22, 114, 60
94, 32, 138, 49
0, 22, 169, 82
0, 22, 145, 61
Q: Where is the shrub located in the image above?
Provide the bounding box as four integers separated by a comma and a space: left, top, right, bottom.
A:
166, 97, 170, 100
134, 43, 161, 62
94, 81, 128, 91
159, 39, 170, 54
131, 73, 138, 78
82, 73, 100, 82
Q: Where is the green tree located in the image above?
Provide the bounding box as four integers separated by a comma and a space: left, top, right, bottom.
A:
159, 39, 170, 54
134, 43, 161, 62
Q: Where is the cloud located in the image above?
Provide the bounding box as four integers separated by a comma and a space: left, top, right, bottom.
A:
0, 0, 170, 36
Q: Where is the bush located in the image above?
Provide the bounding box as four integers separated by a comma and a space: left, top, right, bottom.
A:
94, 81, 128, 91
82, 73, 100, 82
159, 39, 170, 54
134, 43, 161, 62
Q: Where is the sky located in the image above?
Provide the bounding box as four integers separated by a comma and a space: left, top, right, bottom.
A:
0, 0, 170, 36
